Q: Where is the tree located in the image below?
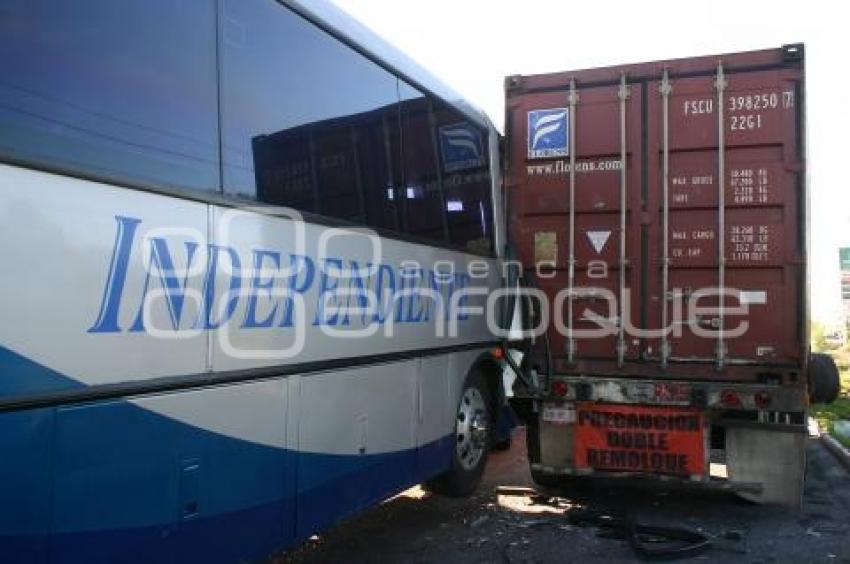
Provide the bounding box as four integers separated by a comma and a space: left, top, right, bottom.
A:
811, 321, 830, 353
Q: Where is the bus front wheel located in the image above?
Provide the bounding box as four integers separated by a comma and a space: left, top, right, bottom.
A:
425, 371, 492, 497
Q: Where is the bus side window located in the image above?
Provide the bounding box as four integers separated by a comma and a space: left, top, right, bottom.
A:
398, 82, 448, 244
220, 0, 401, 232
0, 0, 220, 193
398, 86, 494, 255
435, 106, 494, 256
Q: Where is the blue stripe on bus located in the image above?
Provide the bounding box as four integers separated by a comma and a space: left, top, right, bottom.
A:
0, 347, 455, 563
0, 345, 84, 397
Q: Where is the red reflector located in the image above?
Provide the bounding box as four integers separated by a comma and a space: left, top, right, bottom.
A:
550, 381, 569, 397
721, 390, 740, 407
754, 391, 771, 409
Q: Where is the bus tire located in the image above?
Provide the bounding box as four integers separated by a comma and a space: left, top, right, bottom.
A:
426, 371, 492, 497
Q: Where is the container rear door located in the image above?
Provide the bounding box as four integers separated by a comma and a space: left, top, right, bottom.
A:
509, 79, 644, 366
646, 66, 803, 365
507, 51, 804, 373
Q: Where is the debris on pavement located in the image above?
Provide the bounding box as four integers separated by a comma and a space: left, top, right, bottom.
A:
567, 508, 712, 560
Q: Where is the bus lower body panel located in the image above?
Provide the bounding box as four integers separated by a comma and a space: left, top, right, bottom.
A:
0, 356, 466, 564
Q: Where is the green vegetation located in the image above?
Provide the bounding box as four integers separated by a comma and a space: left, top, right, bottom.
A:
810, 320, 847, 354
811, 321, 830, 353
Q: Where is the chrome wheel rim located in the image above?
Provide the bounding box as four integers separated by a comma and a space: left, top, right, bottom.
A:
456, 387, 488, 471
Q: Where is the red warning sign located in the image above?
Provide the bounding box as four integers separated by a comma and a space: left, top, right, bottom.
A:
574, 403, 705, 477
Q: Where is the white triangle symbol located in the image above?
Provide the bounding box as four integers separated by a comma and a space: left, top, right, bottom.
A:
586, 230, 611, 254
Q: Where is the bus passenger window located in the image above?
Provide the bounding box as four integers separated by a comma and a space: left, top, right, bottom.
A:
398, 83, 448, 244
435, 107, 494, 256
0, 0, 220, 192
220, 0, 401, 230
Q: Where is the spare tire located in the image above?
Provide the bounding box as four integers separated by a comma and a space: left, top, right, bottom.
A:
809, 353, 840, 404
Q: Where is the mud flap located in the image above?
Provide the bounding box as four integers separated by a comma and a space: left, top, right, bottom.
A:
725, 426, 806, 507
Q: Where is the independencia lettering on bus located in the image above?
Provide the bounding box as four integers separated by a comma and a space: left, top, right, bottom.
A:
88, 216, 473, 334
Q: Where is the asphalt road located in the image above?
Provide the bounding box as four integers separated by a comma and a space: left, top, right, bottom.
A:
277, 430, 850, 563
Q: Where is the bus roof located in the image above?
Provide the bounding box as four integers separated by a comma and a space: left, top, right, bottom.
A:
286, 0, 494, 132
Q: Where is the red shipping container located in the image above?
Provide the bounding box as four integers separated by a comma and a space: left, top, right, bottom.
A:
505, 45, 806, 383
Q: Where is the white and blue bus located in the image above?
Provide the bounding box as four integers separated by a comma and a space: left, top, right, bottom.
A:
0, 1, 509, 561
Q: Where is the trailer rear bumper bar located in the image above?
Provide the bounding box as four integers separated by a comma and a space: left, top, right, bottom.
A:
529, 462, 764, 494
540, 374, 807, 413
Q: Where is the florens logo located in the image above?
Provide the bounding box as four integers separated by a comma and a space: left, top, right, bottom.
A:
527, 108, 569, 159
439, 122, 485, 172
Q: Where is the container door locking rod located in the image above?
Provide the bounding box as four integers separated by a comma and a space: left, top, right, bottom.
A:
617, 73, 630, 367
567, 78, 579, 364
660, 69, 672, 368
714, 63, 727, 371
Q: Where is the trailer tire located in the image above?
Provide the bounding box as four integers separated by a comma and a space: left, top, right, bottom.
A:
425, 371, 492, 497
809, 353, 840, 404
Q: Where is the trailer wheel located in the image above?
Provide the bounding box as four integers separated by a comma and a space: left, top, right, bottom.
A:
425, 371, 492, 497
809, 353, 840, 404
